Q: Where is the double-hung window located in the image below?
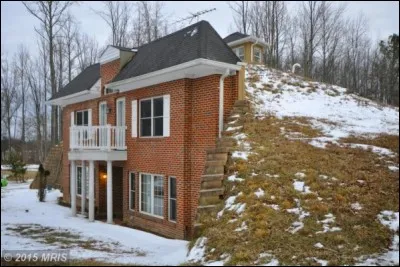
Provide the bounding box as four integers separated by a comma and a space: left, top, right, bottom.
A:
234, 46, 245, 61
140, 97, 164, 137
169, 177, 177, 222
129, 172, 136, 211
75, 110, 89, 126
140, 173, 164, 217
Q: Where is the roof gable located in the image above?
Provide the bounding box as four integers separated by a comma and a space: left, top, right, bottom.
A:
112, 20, 240, 83
48, 63, 100, 101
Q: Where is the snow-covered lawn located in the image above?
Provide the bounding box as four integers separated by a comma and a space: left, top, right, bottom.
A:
1, 182, 188, 265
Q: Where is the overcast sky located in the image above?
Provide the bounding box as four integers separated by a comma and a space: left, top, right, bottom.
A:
1, 1, 399, 58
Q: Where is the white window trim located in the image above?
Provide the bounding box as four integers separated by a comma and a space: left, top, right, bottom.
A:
254, 47, 262, 63
168, 176, 177, 223
76, 165, 90, 199
116, 97, 126, 126
139, 96, 164, 138
129, 172, 136, 211
234, 46, 245, 61
139, 172, 164, 219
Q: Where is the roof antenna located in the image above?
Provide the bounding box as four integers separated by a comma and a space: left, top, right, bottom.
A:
173, 8, 216, 26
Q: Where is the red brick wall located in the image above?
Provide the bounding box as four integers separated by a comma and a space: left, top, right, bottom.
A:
61, 59, 239, 239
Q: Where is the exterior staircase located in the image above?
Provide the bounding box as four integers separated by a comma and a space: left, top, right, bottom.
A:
30, 142, 63, 190
194, 100, 250, 235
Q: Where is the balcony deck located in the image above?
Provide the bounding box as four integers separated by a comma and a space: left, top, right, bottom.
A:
68, 125, 127, 161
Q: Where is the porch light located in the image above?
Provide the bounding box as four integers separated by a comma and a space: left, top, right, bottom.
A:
102, 174, 107, 179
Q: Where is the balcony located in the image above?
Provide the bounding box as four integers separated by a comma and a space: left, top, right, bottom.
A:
68, 125, 127, 161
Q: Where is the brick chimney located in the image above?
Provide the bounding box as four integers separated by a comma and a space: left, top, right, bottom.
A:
99, 45, 136, 95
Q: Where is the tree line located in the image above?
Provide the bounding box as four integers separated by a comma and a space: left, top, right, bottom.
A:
229, 1, 399, 106
1, 1, 172, 163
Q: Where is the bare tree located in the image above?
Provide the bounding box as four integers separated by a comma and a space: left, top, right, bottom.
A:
27, 56, 46, 162
62, 13, 79, 83
22, 1, 74, 146
14, 45, 30, 144
94, 1, 131, 47
298, 1, 324, 78
1, 56, 22, 154
228, 1, 251, 34
76, 33, 99, 72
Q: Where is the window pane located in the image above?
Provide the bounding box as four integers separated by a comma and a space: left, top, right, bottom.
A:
130, 173, 135, 210
170, 199, 176, 221
141, 118, 151, 136
140, 100, 151, 118
76, 112, 82, 126
153, 117, 163, 136
170, 177, 176, 199
153, 97, 163, 117
83, 110, 89, 125
153, 176, 164, 217
130, 173, 135, 191
85, 167, 89, 197
76, 167, 82, 195
141, 174, 151, 213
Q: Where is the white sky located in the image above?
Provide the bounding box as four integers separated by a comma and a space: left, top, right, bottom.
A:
1, 1, 399, 58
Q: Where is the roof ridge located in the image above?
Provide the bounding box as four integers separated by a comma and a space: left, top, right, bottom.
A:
139, 20, 206, 50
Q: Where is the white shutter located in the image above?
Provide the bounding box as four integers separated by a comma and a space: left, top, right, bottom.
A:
163, 95, 170, 137
88, 109, 92, 126
70, 112, 75, 126
131, 100, 137, 138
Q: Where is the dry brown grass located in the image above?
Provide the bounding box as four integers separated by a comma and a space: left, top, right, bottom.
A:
199, 115, 399, 266
340, 134, 399, 154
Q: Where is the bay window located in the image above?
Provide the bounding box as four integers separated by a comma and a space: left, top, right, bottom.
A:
140, 173, 164, 217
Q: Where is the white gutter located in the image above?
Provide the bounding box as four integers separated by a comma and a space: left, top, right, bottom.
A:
106, 58, 241, 90
227, 36, 268, 48
219, 69, 230, 138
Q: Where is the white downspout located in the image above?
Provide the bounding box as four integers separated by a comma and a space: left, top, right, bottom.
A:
219, 69, 230, 138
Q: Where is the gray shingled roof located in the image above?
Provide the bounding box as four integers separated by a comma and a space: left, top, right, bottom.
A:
223, 32, 249, 43
48, 63, 100, 100
110, 45, 136, 52
112, 20, 240, 83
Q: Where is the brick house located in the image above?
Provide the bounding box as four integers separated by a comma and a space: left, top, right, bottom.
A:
47, 20, 247, 239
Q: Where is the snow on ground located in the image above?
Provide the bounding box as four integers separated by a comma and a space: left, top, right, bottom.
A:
1, 182, 188, 265
246, 65, 399, 146
1, 164, 39, 171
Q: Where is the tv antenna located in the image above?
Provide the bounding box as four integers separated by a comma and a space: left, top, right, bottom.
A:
173, 8, 216, 26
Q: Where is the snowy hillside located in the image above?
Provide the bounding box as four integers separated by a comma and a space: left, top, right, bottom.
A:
246, 65, 399, 146
188, 65, 399, 266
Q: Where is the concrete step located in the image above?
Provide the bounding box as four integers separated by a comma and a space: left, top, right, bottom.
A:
200, 188, 224, 197
201, 174, 224, 182
204, 165, 225, 175
206, 152, 228, 161
201, 179, 223, 190
205, 160, 226, 167
206, 147, 230, 154
199, 195, 221, 206
234, 100, 250, 107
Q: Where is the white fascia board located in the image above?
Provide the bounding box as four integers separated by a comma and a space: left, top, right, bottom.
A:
46, 79, 101, 106
106, 59, 241, 92
227, 37, 268, 47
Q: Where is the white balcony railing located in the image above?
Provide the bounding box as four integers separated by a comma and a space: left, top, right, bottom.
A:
70, 125, 127, 150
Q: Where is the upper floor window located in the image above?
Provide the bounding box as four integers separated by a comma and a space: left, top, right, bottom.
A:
140, 96, 164, 137
76, 110, 89, 126
254, 47, 262, 63
234, 46, 245, 61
